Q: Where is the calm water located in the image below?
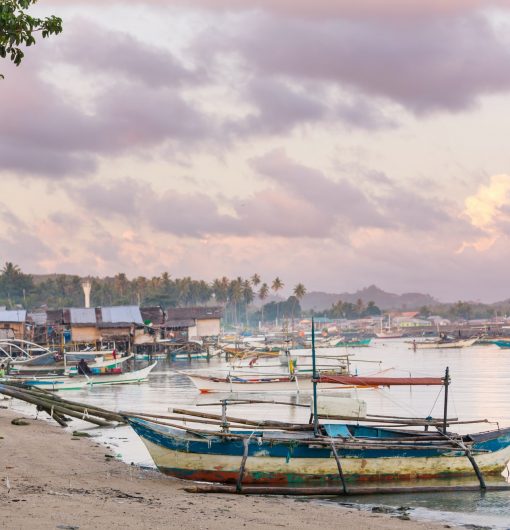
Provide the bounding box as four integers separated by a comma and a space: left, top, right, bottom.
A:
11, 339, 510, 528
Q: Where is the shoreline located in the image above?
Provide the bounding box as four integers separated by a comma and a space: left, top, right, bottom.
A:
0, 405, 448, 530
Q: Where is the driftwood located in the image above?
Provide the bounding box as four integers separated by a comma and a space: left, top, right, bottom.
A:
169, 407, 313, 431
0, 382, 121, 427
185, 484, 510, 496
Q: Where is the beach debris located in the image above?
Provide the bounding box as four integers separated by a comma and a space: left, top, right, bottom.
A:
0, 382, 124, 427
72, 431, 92, 438
371, 506, 394, 514
10, 418, 30, 426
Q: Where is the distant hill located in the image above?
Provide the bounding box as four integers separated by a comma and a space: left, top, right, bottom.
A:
301, 285, 438, 311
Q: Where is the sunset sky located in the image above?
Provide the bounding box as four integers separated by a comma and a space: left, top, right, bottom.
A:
2, 0, 510, 302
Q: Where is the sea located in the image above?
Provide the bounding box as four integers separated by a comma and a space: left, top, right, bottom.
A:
8, 339, 510, 529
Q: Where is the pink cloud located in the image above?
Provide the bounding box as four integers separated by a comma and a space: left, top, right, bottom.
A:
46, 0, 508, 18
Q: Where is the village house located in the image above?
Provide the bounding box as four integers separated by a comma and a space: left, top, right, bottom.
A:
0, 308, 27, 340
163, 307, 223, 340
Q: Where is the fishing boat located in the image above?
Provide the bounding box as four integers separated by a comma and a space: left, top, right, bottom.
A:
0, 339, 58, 371
329, 338, 371, 348
6, 345, 134, 376
134, 353, 168, 361
172, 349, 222, 360
375, 316, 404, 339
125, 414, 510, 487
492, 340, 510, 349
412, 338, 477, 350
182, 370, 442, 394
125, 319, 510, 493
9, 362, 157, 391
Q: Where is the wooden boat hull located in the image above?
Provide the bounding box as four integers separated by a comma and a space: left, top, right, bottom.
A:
15, 362, 157, 391
186, 374, 351, 393
127, 418, 510, 486
493, 340, 510, 349
414, 338, 477, 350
331, 339, 371, 348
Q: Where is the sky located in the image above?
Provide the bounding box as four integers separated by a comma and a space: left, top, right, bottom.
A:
1, 0, 510, 302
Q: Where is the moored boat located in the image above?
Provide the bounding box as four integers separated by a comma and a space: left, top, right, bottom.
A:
329, 338, 372, 348
412, 338, 477, 350
183, 371, 442, 394
125, 320, 510, 493
492, 340, 510, 349
9, 362, 157, 391
125, 416, 510, 486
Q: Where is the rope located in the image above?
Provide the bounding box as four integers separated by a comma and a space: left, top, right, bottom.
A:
427, 386, 444, 418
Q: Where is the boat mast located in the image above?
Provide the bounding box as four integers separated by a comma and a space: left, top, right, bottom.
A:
442, 366, 449, 434
312, 317, 319, 436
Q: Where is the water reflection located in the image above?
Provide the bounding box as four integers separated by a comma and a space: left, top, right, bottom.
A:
24, 339, 510, 528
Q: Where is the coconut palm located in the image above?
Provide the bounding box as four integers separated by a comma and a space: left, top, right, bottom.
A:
292, 283, 306, 321
271, 277, 284, 325
242, 280, 254, 326
258, 283, 270, 324
250, 273, 261, 288
293, 283, 306, 301
229, 278, 243, 325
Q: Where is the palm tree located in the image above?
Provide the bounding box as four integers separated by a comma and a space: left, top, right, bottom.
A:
250, 273, 261, 288
292, 283, 306, 321
356, 298, 364, 317
271, 277, 284, 325
229, 278, 243, 326
242, 280, 254, 326
271, 277, 283, 295
258, 283, 269, 324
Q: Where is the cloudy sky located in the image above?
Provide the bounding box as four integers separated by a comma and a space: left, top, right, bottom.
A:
1, 0, 510, 302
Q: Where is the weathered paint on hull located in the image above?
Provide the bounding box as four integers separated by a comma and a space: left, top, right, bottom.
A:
20, 362, 156, 391
187, 376, 351, 393
415, 339, 477, 350
140, 438, 510, 485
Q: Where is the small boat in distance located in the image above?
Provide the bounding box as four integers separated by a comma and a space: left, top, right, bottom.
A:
329, 338, 372, 348
7, 362, 157, 391
412, 337, 477, 350
375, 316, 403, 339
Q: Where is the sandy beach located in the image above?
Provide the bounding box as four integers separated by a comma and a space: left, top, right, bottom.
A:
0, 406, 448, 530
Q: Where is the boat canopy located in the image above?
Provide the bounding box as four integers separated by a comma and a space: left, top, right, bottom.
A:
318, 375, 444, 386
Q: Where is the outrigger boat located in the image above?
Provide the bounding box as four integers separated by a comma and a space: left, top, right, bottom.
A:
412, 338, 477, 350
0, 339, 58, 371
329, 338, 371, 348
7, 362, 157, 391
492, 340, 510, 349
124, 320, 510, 492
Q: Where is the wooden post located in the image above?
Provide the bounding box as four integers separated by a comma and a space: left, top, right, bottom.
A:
443, 366, 449, 434
330, 442, 347, 494
236, 438, 250, 493
312, 318, 319, 436
465, 448, 487, 490
221, 400, 230, 432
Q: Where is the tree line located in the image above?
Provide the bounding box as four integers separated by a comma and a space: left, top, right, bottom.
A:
0, 263, 307, 325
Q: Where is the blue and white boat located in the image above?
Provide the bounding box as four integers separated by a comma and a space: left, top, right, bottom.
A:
124, 322, 510, 490
125, 415, 510, 487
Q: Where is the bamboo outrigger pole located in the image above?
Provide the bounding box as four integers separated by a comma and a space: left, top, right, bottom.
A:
312, 317, 319, 436
443, 366, 449, 434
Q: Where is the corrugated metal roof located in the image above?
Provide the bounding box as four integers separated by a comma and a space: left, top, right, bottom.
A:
140, 306, 165, 325
164, 306, 223, 322
69, 307, 97, 325
28, 312, 47, 325
101, 306, 143, 325
0, 310, 27, 323
164, 318, 196, 328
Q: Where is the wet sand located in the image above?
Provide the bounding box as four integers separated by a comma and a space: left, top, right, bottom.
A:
0, 407, 445, 530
